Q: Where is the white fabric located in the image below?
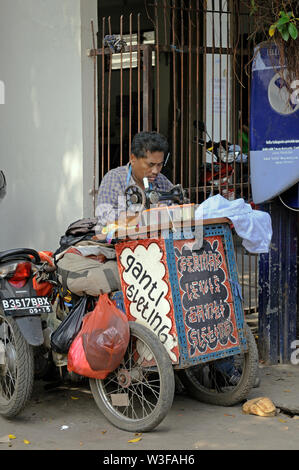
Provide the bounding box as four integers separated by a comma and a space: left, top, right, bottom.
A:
195, 195, 272, 254
74, 245, 116, 259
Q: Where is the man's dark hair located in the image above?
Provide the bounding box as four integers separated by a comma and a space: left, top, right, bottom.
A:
131, 131, 169, 158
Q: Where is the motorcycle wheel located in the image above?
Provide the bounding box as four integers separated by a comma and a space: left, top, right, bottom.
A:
89, 322, 175, 432
0, 311, 34, 417
178, 323, 258, 406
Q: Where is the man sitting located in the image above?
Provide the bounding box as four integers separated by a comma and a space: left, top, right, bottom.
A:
96, 131, 173, 233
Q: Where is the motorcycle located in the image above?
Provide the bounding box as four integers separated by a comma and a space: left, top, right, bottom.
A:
193, 120, 249, 200
0, 248, 54, 417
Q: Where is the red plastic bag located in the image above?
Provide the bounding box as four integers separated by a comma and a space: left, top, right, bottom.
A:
67, 294, 130, 379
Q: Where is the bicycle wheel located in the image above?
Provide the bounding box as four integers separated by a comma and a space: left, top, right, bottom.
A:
0, 311, 34, 417
89, 321, 175, 432
178, 323, 258, 406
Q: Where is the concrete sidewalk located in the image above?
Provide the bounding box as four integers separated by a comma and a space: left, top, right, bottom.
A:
247, 364, 299, 415
1, 363, 299, 451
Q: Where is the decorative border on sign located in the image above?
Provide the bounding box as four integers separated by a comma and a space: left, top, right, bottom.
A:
174, 236, 239, 357
165, 224, 247, 367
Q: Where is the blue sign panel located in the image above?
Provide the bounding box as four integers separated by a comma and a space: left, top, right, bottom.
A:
250, 44, 299, 204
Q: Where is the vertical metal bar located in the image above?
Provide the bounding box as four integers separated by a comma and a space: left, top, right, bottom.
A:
258, 232, 273, 363
107, 17, 112, 171
278, 210, 284, 362
196, 0, 200, 204
219, 0, 223, 196
255, 254, 258, 315
241, 248, 244, 302
237, 4, 245, 306
155, 2, 160, 132
91, 20, 97, 216
238, 5, 243, 199
120, 16, 123, 166
129, 13, 133, 157
143, 45, 153, 132
270, 203, 281, 362
247, 8, 252, 319
137, 14, 141, 133
248, 253, 252, 313
163, 0, 168, 46
180, 0, 184, 187
211, 0, 215, 196
188, 1, 192, 198
251, 9, 260, 316
172, 0, 177, 184
225, 1, 230, 199
203, 0, 207, 200
284, 209, 297, 362
260, 200, 299, 363
101, 17, 105, 179
232, 1, 237, 197
247, 26, 252, 201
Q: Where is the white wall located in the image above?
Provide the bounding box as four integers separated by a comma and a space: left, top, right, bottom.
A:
0, 0, 97, 251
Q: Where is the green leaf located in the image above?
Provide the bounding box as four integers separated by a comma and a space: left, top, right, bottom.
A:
277, 23, 285, 33
277, 16, 291, 27
280, 24, 290, 41
288, 22, 298, 40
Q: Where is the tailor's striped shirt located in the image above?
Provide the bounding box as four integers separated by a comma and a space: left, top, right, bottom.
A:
96, 163, 173, 228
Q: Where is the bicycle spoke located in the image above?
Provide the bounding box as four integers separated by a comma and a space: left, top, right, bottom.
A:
129, 382, 157, 413
99, 333, 163, 421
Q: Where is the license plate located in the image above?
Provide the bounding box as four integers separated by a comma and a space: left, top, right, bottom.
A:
1, 297, 53, 316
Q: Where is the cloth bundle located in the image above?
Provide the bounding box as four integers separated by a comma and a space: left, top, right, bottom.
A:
195, 195, 272, 254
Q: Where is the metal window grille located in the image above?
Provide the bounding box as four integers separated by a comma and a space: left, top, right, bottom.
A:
91, 0, 258, 325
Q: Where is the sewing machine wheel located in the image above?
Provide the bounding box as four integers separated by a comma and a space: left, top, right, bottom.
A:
125, 185, 146, 213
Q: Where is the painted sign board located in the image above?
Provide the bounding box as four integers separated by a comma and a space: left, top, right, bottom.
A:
173, 236, 239, 359
250, 44, 299, 203
115, 232, 241, 365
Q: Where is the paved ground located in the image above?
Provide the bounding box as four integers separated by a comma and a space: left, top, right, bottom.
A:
1, 364, 299, 452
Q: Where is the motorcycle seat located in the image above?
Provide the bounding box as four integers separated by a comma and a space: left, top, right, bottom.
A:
0, 248, 41, 264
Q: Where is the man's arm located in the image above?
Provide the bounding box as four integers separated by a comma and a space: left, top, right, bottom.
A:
96, 170, 126, 229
